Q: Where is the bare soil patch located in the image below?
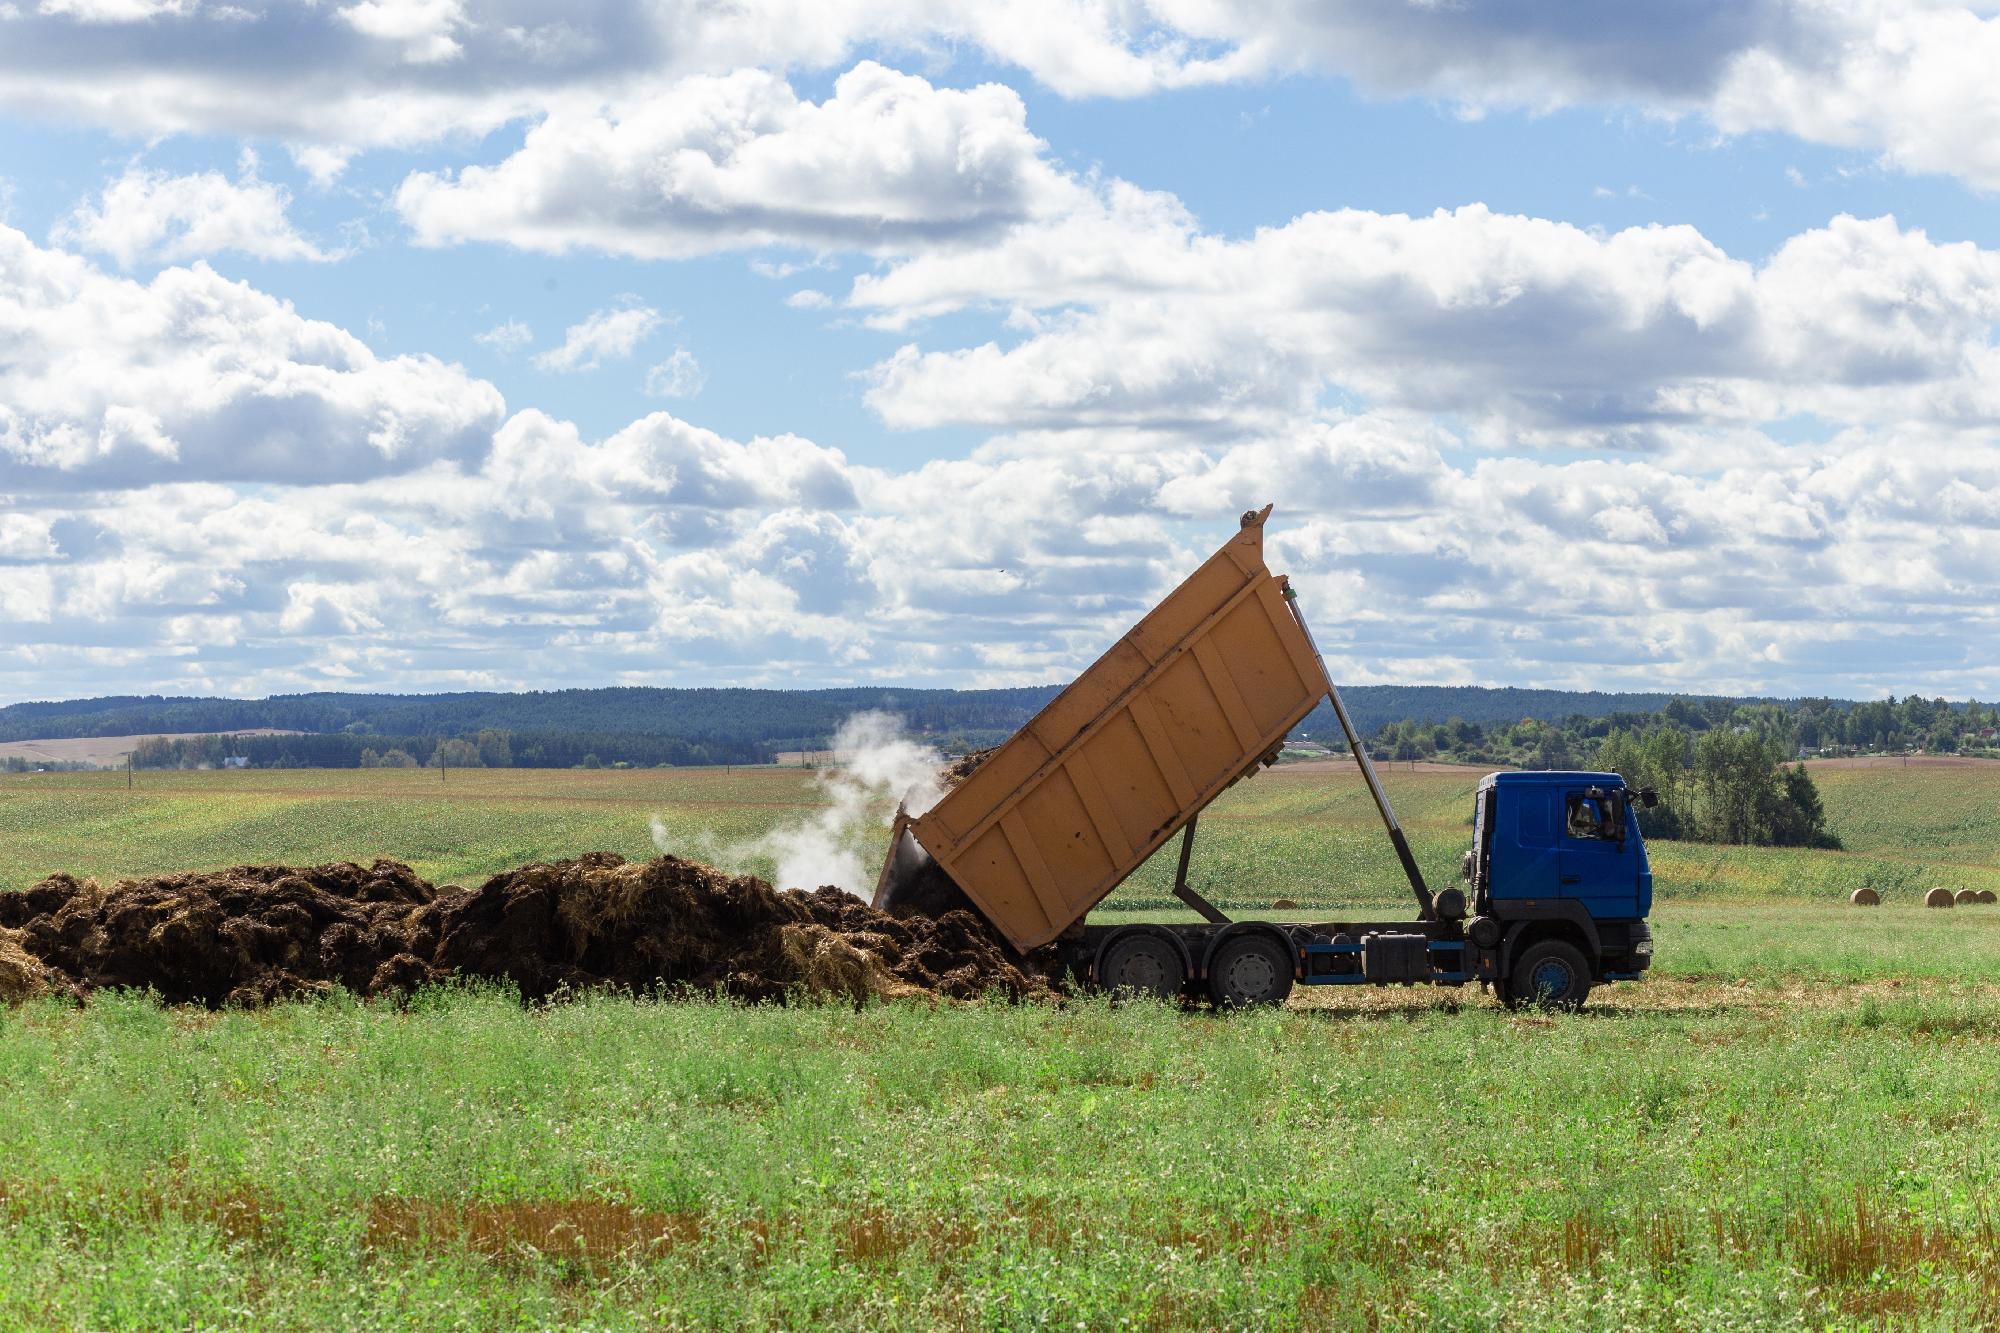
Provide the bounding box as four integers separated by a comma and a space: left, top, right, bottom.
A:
0, 730, 304, 769
1274, 757, 1493, 776
1802, 754, 2000, 770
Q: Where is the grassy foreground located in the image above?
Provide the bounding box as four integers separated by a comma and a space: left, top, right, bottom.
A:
3, 984, 1997, 1330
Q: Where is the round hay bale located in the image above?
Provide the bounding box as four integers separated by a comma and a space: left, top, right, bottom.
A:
1955, 888, 1980, 906
1924, 887, 1956, 909
1849, 887, 1880, 906
1978, 890, 1998, 905
0, 928, 50, 1004
1270, 898, 1300, 912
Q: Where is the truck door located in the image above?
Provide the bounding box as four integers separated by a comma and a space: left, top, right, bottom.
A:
1558, 789, 1631, 916
1489, 785, 1558, 902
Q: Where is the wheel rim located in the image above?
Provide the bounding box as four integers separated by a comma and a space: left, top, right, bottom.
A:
1220, 949, 1278, 1002
1530, 957, 1573, 1001
1109, 942, 1177, 994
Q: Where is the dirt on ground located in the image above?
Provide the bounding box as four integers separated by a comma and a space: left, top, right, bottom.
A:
1274, 757, 1493, 775
0, 853, 1056, 1009
0, 728, 305, 769
1800, 754, 2000, 769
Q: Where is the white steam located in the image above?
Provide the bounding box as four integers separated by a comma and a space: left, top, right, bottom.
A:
767, 710, 946, 896
649, 710, 946, 898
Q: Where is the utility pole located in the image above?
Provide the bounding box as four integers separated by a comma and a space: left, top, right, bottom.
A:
127, 753, 133, 790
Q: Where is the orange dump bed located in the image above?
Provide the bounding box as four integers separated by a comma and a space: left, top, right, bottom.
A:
877, 507, 1332, 952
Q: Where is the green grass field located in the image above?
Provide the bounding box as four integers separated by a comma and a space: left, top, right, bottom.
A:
3, 986, 1996, 1328
4, 759, 1999, 1327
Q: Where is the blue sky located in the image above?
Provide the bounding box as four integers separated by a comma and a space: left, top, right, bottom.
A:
2, 1, 1999, 704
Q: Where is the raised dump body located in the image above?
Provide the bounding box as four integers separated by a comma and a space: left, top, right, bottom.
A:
875, 507, 1328, 952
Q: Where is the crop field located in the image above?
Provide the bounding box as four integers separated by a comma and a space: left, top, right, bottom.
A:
12, 758, 2000, 908
4, 759, 2000, 1327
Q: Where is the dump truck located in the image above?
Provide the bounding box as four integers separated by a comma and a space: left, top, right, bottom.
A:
876, 506, 1654, 1009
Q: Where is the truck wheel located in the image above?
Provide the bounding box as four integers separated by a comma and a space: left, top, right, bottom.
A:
1503, 940, 1591, 1012
1099, 931, 1185, 1000
1207, 933, 1294, 1008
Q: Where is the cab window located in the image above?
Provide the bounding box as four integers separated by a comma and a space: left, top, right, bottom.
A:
1564, 793, 1623, 841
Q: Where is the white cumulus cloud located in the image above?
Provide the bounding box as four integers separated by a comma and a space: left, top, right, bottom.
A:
0, 0, 1258, 153
53, 162, 335, 267
532, 305, 661, 373
0, 224, 502, 488
0, 1, 1996, 192
643, 348, 704, 399
856, 206, 2000, 447
473, 319, 532, 354
396, 62, 1075, 259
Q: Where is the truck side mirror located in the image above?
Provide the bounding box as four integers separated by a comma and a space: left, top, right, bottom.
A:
1638, 787, 1659, 809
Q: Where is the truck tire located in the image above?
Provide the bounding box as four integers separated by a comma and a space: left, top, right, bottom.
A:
1099, 931, 1186, 1000
1207, 933, 1294, 1008
1503, 940, 1592, 1012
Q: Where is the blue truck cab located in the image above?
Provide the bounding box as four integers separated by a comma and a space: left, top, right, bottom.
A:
1288, 768, 1655, 1010
1461, 770, 1655, 1008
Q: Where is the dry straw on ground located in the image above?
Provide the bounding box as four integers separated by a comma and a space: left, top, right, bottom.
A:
1849, 887, 1880, 906
0, 927, 50, 1002
1923, 887, 1956, 909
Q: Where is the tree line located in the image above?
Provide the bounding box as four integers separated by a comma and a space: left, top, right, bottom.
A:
1364, 693, 1999, 770
0, 686, 1067, 747
29, 683, 1992, 757
128, 729, 765, 771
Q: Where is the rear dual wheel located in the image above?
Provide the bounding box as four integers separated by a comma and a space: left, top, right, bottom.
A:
1206, 933, 1294, 1008
1098, 929, 1295, 1007
1098, 931, 1185, 999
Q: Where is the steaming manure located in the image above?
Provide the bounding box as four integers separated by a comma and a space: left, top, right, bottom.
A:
877, 855, 981, 922
0, 852, 1055, 1008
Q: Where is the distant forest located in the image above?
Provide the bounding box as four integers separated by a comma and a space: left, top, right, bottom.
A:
1361, 694, 2000, 768
0, 687, 1061, 757
2, 684, 1991, 771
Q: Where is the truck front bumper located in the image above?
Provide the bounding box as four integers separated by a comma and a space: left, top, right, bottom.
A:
1603, 920, 1652, 980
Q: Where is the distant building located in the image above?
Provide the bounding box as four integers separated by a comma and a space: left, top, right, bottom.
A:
222, 756, 250, 769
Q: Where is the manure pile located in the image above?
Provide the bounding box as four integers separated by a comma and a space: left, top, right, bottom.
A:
0, 853, 1054, 1008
